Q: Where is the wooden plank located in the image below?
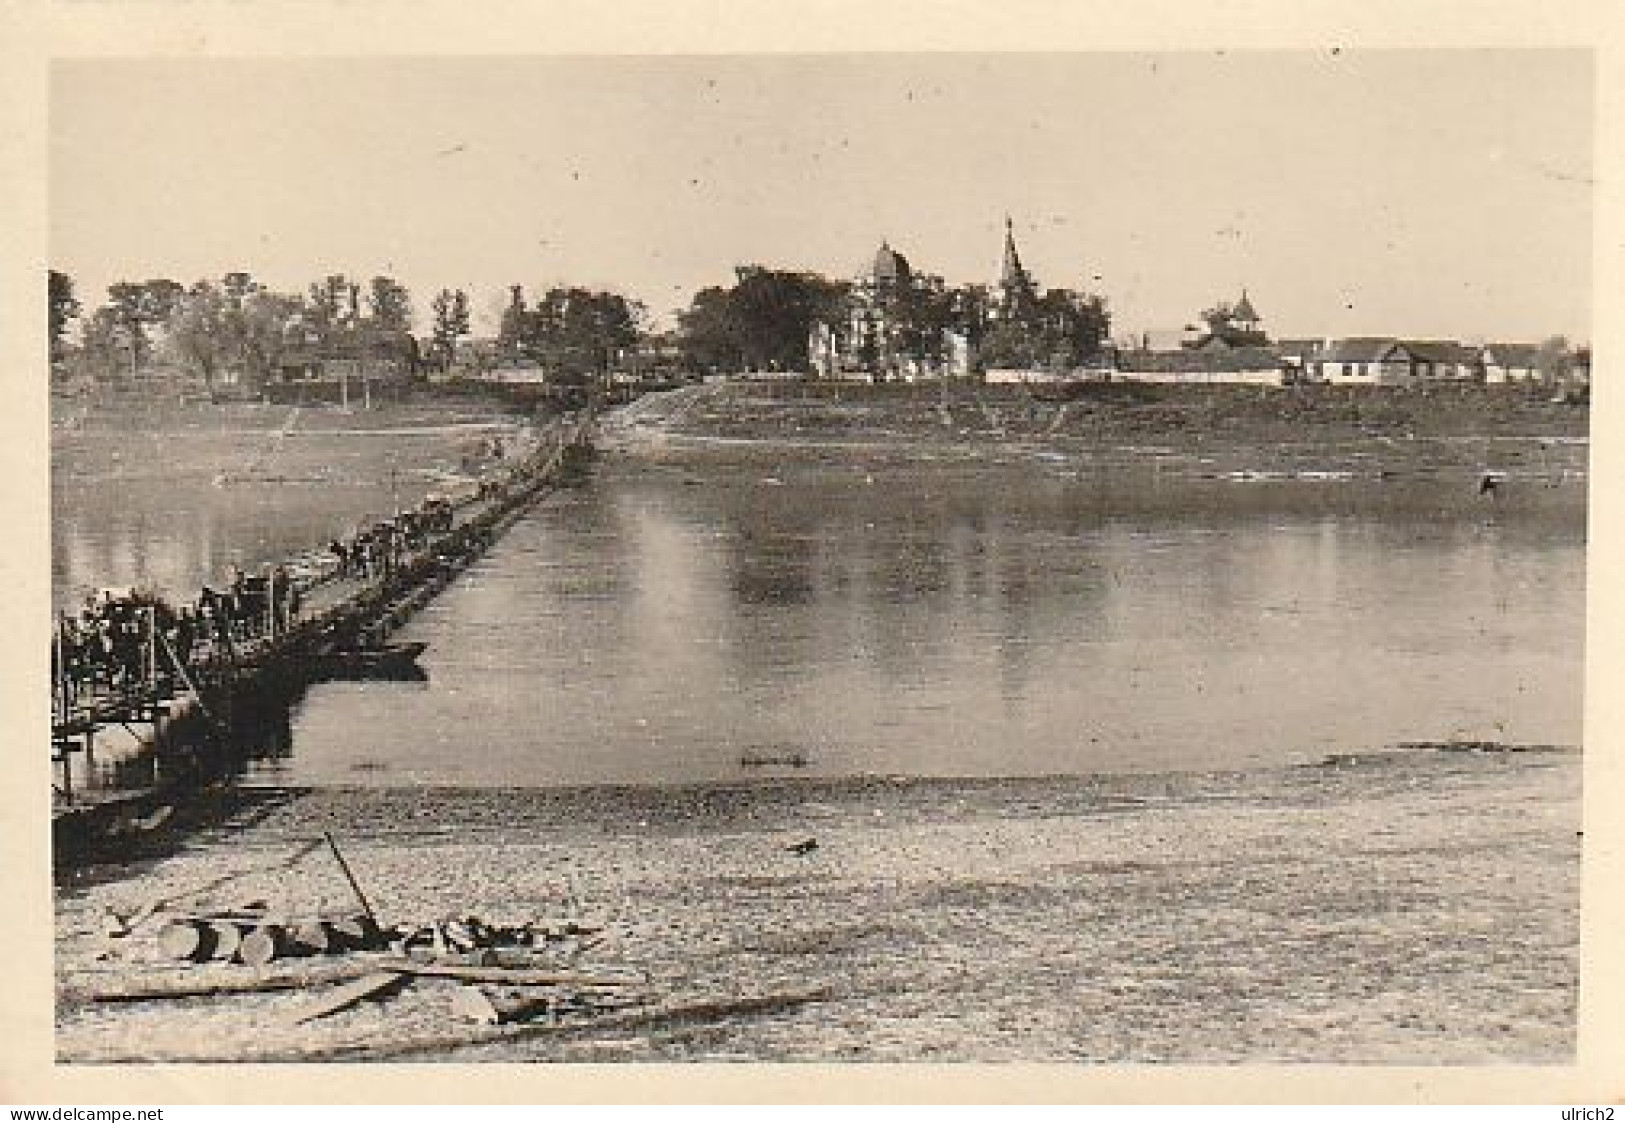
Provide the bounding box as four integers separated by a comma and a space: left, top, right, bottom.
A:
447, 985, 512, 1025
249, 986, 831, 1064
376, 959, 639, 988
58, 958, 386, 1005
279, 969, 408, 1027
447, 985, 641, 1026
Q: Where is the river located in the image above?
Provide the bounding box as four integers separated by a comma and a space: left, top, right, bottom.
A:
243, 457, 1587, 786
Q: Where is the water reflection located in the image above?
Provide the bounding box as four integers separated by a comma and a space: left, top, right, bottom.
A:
265, 464, 1586, 786
54, 427, 1585, 789
57, 658, 437, 802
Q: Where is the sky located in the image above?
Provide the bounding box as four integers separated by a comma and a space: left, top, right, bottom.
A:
50, 52, 1593, 343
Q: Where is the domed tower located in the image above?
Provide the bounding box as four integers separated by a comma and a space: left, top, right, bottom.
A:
841, 240, 915, 376
871, 240, 912, 292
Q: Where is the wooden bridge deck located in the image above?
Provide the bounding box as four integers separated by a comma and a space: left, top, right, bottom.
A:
51, 413, 595, 811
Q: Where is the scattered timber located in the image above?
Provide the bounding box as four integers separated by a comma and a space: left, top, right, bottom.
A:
280, 970, 410, 1027
57, 958, 393, 1006
374, 960, 639, 988
125, 986, 835, 1064
449, 984, 642, 1026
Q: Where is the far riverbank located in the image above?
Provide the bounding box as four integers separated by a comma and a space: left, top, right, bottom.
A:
602, 380, 1589, 486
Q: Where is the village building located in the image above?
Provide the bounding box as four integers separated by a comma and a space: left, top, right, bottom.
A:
1481, 343, 1550, 384
264, 318, 421, 403
1270, 338, 1324, 382
1309, 338, 1487, 385
1180, 288, 1270, 352
1313, 338, 1420, 385
1230, 289, 1262, 340
808, 239, 969, 381
1401, 340, 1482, 381
1103, 291, 1284, 385
1566, 349, 1591, 387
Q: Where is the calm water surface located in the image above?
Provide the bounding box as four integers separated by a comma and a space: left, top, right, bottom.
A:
246, 460, 1586, 786
52, 415, 521, 608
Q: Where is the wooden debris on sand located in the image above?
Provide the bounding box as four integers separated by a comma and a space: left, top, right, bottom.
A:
66, 828, 659, 1051
377, 960, 638, 988
59, 957, 393, 1006
449, 984, 643, 1026
256, 987, 830, 1063
280, 970, 409, 1027
113, 986, 832, 1063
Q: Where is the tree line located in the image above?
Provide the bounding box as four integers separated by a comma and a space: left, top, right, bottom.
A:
48, 259, 1113, 389
677, 266, 1110, 377
49, 270, 479, 392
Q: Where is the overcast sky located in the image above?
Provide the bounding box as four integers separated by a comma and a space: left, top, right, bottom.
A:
51, 51, 1593, 342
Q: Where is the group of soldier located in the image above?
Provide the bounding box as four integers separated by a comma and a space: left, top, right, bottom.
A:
326, 496, 456, 581
54, 491, 469, 709
53, 564, 297, 704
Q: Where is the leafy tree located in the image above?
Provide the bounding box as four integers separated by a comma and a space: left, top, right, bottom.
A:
949, 284, 994, 360
677, 286, 745, 372
104, 278, 185, 366
497, 285, 528, 360
855, 332, 880, 374
977, 286, 1110, 371
48, 270, 81, 359
733, 268, 846, 371
168, 281, 232, 389
977, 321, 1043, 370
305, 275, 353, 343
523, 287, 643, 375
677, 268, 846, 373
164, 275, 305, 390
430, 288, 472, 366
367, 275, 413, 333
892, 273, 958, 373
1034, 289, 1111, 367
81, 306, 139, 376
237, 290, 304, 380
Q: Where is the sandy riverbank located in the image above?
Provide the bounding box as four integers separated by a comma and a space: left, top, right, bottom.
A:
55, 747, 1579, 1063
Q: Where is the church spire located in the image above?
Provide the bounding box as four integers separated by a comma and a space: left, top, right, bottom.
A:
1000, 215, 1026, 289
1234, 286, 1259, 325
998, 215, 1035, 318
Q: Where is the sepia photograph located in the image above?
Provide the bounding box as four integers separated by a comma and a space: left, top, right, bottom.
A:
35, 45, 1598, 1075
